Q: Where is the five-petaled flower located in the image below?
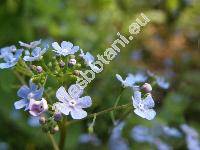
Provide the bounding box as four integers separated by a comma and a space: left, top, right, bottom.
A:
52, 41, 79, 56
132, 91, 156, 120
53, 85, 92, 119
0, 47, 23, 69
14, 81, 44, 110
23, 47, 47, 62
28, 98, 48, 116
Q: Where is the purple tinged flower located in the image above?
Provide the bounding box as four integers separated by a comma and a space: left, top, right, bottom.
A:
68, 58, 77, 66
80, 50, 100, 72
79, 134, 101, 146
19, 40, 41, 49
116, 72, 147, 88
109, 122, 129, 150
54, 111, 62, 121
181, 124, 200, 150
28, 98, 48, 116
23, 47, 47, 62
52, 41, 79, 56
0, 49, 23, 69
131, 125, 154, 143
53, 85, 92, 119
14, 81, 44, 110
132, 91, 156, 120
36, 66, 43, 73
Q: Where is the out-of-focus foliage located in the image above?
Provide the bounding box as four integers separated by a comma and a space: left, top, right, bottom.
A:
0, 0, 199, 149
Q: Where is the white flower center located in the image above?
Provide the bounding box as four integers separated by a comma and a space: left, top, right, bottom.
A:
138, 102, 144, 110
28, 92, 34, 99
69, 100, 77, 107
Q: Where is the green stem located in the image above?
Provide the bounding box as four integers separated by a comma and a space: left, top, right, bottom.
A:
66, 102, 132, 126
59, 118, 67, 150
48, 133, 59, 150
110, 88, 125, 124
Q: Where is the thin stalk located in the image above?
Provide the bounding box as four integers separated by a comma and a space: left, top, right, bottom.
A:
59, 118, 67, 150
47, 133, 59, 150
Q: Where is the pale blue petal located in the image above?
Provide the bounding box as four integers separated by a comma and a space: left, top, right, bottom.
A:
144, 109, 156, 120
54, 102, 71, 115
56, 86, 72, 103
70, 108, 87, 119
143, 94, 155, 109
17, 85, 30, 98
0, 63, 12, 69
52, 42, 62, 51
31, 47, 41, 57
14, 99, 27, 109
134, 108, 146, 119
32, 87, 44, 99
61, 41, 73, 49
77, 96, 92, 108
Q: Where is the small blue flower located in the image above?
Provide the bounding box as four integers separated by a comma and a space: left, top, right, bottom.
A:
79, 134, 101, 146
132, 91, 156, 120
23, 47, 47, 62
116, 72, 147, 88
53, 85, 92, 119
52, 41, 79, 56
109, 122, 129, 150
156, 76, 170, 89
162, 126, 182, 138
0, 45, 17, 58
181, 124, 200, 150
154, 139, 172, 150
0, 48, 23, 69
19, 40, 41, 49
14, 81, 44, 110
80, 50, 100, 72
131, 125, 154, 143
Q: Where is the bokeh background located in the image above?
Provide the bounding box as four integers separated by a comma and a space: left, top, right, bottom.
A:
0, 0, 199, 149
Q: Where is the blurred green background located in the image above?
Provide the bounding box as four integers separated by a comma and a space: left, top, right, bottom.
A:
0, 0, 199, 149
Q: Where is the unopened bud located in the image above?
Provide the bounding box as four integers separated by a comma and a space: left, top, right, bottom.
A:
141, 83, 152, 93
39, 116, 46, 125
73, 70, 80, 76
59, 60, 65, 67
36, 66, 43, 73
30, 65, 36, 70
54, 112, 62, 122
50, 125, 59, 134
68, 58, 76, 67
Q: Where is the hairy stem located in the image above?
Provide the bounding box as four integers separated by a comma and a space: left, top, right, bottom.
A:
66, 102, 132, 126
48, 133, 59, 150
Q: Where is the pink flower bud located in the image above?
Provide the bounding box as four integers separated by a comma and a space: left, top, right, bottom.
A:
141, 83, 152, 93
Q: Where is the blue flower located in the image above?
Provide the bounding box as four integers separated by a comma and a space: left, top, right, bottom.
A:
156, 76, 170, 89
153, 139, 172, 150
116, 72, 147, 88
181, 124, 200, 150
80, 50, 100, 72
132, 91, 156, 120
131, 125, 154, 143
53, 85, 92, 119
162, 126, 182, 138
0, 45, 17, 58
52, 41, 79, 56
19, 40, 41, 49
109, 122, 129, 150
14, 81, 44, 110
79, 134, 101, 146
23, 47, 47, 62
0, 48, 23, 69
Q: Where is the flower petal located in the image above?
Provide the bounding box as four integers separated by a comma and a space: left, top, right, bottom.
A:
32, 87, 44, 100
70, 108, 87, 119
68, 84, 83, 99
14, 99, 27, 109
56, 86, 72, 103
61, 41, 73, 49
143, 94, 155, 109
0, 62, 13, 69
71, 46, 79, 53
17, 85, 30, 98
134, 108, 146, 119
132, 91, 141, 107
52, 42, 62, 51
54, 102, 71, 115
144, 109, 156, 120
77, 96, 92, 108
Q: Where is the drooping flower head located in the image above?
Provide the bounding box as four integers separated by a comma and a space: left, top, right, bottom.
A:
116, 72, 147, 88
14, 81, 44, 110
52, 41, 79, 56
19, 40, 41, 49
28, 98, 48, 116
23, 47, 47, 62
132, 91, 156, 120
0, 48, 23, 69
53, 84, 92, 119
